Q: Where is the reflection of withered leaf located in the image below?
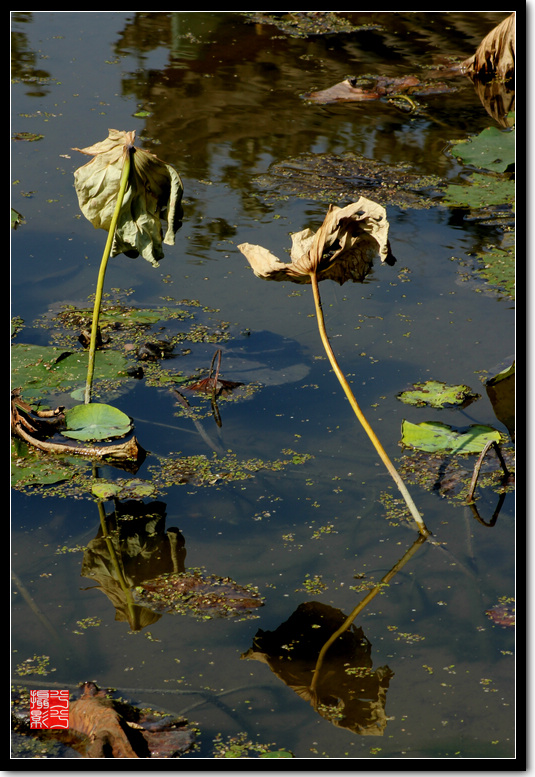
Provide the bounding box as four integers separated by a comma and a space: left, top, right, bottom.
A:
242, 601, 394, 736
68, 682, 195, 758
73, 129, 183, 267
239, 199, 393, 286
134, 569, 264, 620
305, 74, 456, 104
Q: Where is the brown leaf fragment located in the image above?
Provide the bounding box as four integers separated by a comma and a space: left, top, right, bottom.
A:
69, 683, 140, 758
66, 683, 196, 758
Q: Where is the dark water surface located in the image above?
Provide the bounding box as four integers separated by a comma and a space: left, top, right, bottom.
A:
11, 12, 516, 761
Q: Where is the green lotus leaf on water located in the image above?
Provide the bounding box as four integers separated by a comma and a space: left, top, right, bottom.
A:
401, 420, 501, 454
63, 402, 132, 441
11, 343, 129, 401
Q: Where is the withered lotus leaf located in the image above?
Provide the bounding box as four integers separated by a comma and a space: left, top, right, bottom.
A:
73, 129, 183, 266
238, 198, 393, 285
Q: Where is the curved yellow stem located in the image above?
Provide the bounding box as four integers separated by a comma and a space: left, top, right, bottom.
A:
310, 270, 430, 537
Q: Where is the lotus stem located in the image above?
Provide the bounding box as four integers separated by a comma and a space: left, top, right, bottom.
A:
84, 146, 132, 404
309, 270, 431, 537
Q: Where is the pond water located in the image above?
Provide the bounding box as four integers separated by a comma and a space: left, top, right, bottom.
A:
11, 12, 516, 762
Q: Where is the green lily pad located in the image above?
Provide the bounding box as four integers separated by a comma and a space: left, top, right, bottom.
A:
450, 126, 515, 173
11, 343, 129, 401
401, 420, 501, 454
397, 380, 479, 408
63, 403, 132, 441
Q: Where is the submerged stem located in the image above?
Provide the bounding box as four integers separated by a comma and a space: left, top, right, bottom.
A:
84, 147, 132, 404
309, 270, 431, 537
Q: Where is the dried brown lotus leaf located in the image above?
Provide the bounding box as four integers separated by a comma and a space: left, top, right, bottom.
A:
239, 197, 392, 285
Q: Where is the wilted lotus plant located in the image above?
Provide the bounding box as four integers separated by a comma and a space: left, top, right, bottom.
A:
73, 129, 183, 403
239, 199, 430, 537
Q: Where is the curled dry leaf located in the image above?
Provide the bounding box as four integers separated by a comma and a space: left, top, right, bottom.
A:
238, 198, 393, 285
73, 129, 183, 266
460, 13, 515, 83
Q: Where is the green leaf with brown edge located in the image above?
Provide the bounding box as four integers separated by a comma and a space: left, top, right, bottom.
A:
397, 380, 480, 408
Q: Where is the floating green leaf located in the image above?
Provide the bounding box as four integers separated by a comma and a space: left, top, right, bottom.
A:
11, 208, 25, 229
450, 126, 515, 173
91, 479, 154, 500
397, 380, 479, 408
11, 440, 74, 488
401, 420, 501, 454
91, 481, 122, 499
63, 403, 132, 441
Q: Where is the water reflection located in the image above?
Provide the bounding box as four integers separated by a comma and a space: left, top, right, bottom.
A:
242, 534, 427, 736
243, 601, 394, 736
81, 499, 183, 630
81, 496, 264, 630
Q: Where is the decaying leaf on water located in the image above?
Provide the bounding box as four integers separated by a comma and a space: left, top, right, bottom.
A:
485, 599, 515, 628
185, 349, 243, 397
133, 568, 264, 620
397, 380, 480, 409
238, 199, 394, 286
304, 74, 457, 104
73, 129, 183, 266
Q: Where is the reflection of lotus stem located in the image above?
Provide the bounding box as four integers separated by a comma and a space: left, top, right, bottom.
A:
97, 499, 137, 624
310, 533, 427, 696
309, 270, 431, 538
84, 147, 132, 404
